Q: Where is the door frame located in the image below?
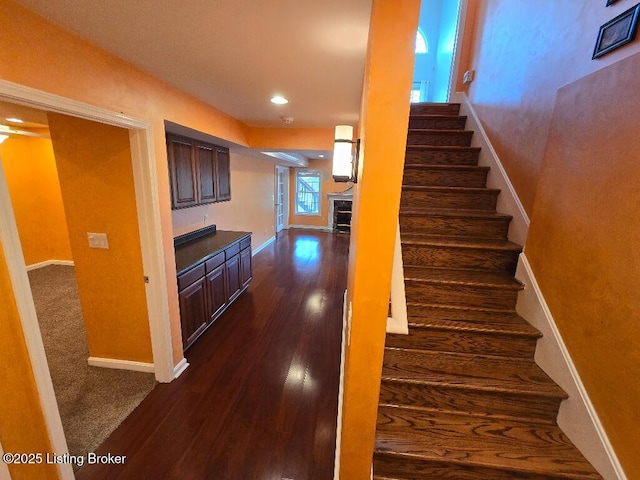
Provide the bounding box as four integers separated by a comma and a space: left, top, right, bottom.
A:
0, 79, 175, 480
275, 165, 289, 232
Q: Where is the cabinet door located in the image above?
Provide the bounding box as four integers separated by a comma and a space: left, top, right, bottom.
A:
205, 263, 227, 322
178, 277, 208, 349
240, 247, 252, 288
167, 135, 198, 209
226, 253, 242, 302
216, 148, 231, 201
196, 141, 217, 204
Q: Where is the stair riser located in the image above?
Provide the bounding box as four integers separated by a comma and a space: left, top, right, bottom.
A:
405, 148, 479, 165
409, 116, 467, 130
379, 381, 561, 425
374, 453, 565, 480
402, 244, 520, 274
403, 167, 488, 188
407, 131, 473, 147
411, 104, 460, 115
385, 328, 537, 358
401, 189, 498, 210
400, 215, 510, 240
405, 281, 518, 310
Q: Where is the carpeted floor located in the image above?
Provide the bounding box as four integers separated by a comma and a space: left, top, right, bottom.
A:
28, 265, 157, 463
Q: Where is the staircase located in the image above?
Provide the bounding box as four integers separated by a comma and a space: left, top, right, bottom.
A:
373, 103, 603, 480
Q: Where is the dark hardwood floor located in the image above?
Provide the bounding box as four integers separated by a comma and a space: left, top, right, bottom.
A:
76, 230, 349, 480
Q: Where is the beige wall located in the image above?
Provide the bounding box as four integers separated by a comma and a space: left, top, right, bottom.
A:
172, 152, 277, 249
288, 158, 349, 228
464, 0, 640, 214
0, 135, 73, 265
526, 52, 640, 479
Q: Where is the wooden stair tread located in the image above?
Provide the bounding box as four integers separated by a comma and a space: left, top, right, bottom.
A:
376, 407, 602, 480
400, 207, 511, 219
406, 304, 540, 337
409, 114, 467, 120
406, 145, 480, 152
383, 348, 566, 398
401, 234, 522, 251
407, 316, 539, 339
403, 266, 523, 289
402, 185, 500, 194
408, 128, 473, 134
403, 164, 489, 171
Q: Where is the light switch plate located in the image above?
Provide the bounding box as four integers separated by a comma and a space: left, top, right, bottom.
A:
87, 232, 109, 249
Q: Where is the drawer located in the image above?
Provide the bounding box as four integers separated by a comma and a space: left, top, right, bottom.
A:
205, 252, 225, 273
225, 242, 240, 259
240, 236, 251, 251
177, 263, 205, 291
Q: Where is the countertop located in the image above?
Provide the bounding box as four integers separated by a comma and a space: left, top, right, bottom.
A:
174, 229, 251, 275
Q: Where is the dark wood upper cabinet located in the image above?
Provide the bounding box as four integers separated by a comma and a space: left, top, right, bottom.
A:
167, 133, 231, 209
167, 135, 198, 209
196, 142, 217, 203
216, 148, 231, 201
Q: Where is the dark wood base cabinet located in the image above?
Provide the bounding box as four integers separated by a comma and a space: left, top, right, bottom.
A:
177, 234, 252, 350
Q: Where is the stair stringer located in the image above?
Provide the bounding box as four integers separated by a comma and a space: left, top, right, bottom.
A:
450, 91, 624, 480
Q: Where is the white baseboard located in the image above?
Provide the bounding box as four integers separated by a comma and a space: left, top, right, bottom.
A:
452, 92, 529, 246
333, 290, 349, 480
252, 235, 275, 256
87, 356, 155, 373
26, 259, 74, 271
288, 224, 331, 232
172, 358, 189, 379
516, 254, 626, 480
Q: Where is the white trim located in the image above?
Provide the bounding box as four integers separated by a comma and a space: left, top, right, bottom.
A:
172, 358, 189, 379
452, 92, 529, 246
0, 79, 178, 478
386, 222, 408, 335
253, 236, 275, 256
128, 128, 176, 383
516, 254, 626, 480
287, 224, 331, 232
0, 440, 12, 480
0, 154, 73, 480
87, 356, 155, 373
25, 259, 74, 271
448, 0, 469, 102
333, 290, 349, 480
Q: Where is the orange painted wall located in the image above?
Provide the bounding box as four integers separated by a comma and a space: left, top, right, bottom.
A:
0, 135, 73, 266
465, 0, 640, 214
248, 127, 333, 151
172, 152, 277, 249
526, 52, 640, 479
0, 243, 57, 480
288, 159, 349, 228
338, 0, 420, 478
48, 113, 152, 363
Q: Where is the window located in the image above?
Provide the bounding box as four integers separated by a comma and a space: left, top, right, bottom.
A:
415, 29, 428, 54
295, 170, 321, 215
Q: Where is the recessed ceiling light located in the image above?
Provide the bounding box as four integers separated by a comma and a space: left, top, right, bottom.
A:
318, 155, 325, 158
5, 117, 23, 124
270, 96, 289, 105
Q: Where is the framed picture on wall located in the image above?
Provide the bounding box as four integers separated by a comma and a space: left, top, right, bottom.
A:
593, 4, 640, 58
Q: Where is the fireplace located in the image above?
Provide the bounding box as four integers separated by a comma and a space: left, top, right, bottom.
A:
327, 190, 353, 234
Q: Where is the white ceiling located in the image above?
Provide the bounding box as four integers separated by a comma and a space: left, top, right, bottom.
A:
15, 0, 373, 129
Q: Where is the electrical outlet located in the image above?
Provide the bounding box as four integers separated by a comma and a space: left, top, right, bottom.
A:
87, 232, 109, 249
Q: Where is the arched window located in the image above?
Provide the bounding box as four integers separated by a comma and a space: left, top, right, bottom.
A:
415, 29, 428, 54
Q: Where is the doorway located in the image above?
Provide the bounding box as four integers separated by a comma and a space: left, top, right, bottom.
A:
275, 165, 289, 233
0, 79, 175, 480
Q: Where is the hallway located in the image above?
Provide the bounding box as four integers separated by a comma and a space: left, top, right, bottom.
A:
76, 230, 349, 480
